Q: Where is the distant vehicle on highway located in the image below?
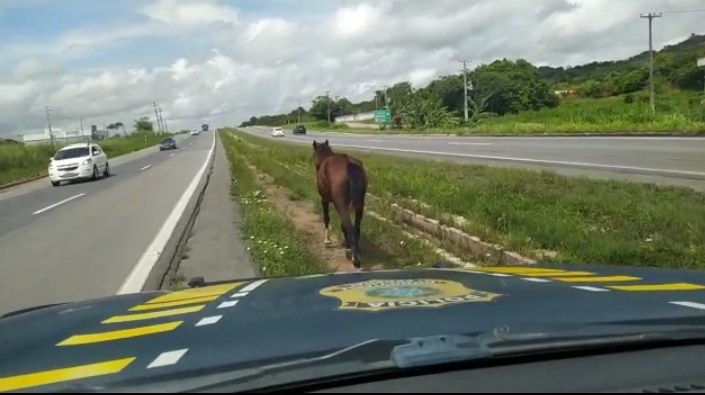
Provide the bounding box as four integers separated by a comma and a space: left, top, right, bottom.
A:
159, 137, 177, 151
191, 129, 200, 136
48, 143, 109, 187
271, 127, 285, 137
293, 124, 307, 135
202, 124, 209, 132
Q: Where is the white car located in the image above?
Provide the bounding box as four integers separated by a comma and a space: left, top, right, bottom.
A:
190, 129, 200, 136
271, 127, 285, 137
48, 143, 110, 187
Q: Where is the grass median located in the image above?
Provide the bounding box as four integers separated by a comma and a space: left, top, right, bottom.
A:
221, 130, 445, 271
0, 132, 169, 187
230, 128, 705, 270
221, 133, 329, 276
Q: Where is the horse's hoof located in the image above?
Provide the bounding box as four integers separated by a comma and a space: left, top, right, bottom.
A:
324, 239, 332, 246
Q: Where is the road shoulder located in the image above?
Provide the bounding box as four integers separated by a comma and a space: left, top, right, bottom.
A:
174, 135, 256, 286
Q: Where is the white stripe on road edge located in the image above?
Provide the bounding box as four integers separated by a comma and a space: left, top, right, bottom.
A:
147, 349, 188, 369
217, 300, 239, 309
572, 286, 609, 292
447, 142, 493, 146
487, 273, 512, 277
669, 301, 705, 310
195, 315, 223, 327
32, 193, 86, 215
140, 165, 152, 171
117, 131, 216, 295
240, 279, 269, 293
521, 278, 552, 283
269, 138, 705, 179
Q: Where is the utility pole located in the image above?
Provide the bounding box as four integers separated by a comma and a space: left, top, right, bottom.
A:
158, 107, 165, 133
325, 91, 331, 123
640, 12, 662, 113
457, 59, 471, 123
80, 118, 84, 136
45, 105, 55, 150
163, 118, 169, 133
297, 99, 301, 124
152, 101, 162, 132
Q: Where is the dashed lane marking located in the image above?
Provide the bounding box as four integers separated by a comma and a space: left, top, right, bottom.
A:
195, 315, 223, 327
553, 276, 641, 283
32, 193, 86, 215
670, 301, 705, 310
147, 349, 188, 369
487, 273, 512, 277
129, 295, 221, 311
139, 164, 152, 171
0, 357, 136, 392
230, 292, 249, 298
572, 286, 610, 292
102, 305, 205, 324
217, 300, 239, 309
608, 283, 705, 292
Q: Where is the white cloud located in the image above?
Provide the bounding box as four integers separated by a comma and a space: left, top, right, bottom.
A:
1, 0, 704, 135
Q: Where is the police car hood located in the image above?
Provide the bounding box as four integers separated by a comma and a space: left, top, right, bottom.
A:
3, 264, 705, 392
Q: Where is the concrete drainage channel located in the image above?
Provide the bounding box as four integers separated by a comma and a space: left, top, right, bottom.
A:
141, 142, 217, 291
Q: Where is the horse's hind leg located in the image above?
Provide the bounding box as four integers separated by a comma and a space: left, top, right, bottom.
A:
322, 200, 332, 246
354, 205, 363, 255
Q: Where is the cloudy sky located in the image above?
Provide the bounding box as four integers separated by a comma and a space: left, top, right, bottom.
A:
0, 0, 703, 135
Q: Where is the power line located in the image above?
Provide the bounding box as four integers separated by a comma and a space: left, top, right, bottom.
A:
662, 8, 705, 14
640, 12, 662, 114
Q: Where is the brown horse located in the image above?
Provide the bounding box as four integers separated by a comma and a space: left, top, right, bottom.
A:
312, 139, 368, 270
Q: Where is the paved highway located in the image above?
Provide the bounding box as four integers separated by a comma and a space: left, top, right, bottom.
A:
241, 126, 705, 191
0, 133, 215, 315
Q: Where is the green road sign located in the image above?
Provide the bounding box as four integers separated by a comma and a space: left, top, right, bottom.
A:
374, 108, 392, 125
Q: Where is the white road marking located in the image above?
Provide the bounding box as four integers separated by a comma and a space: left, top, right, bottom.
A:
270, 138, 705, 179
572, 286, 609, 292
147, 349, 188, 369
669, 301, 705, 310
169, 153, 175, 157
447, 142, 493, 146
230, 292, 249, 298
217, 300, 239, 309
195, 315, 223, 327
32, 193, 86, 215
240, 279, 269, 293
367, 139, 383, 142
487, 273, 512, 277
117, 131, 216, 295
139, 164, 152, 171
521, 278, 552, 283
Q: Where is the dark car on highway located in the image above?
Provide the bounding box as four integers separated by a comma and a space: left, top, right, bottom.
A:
293, 124, 306, 135
159, 138, 177, 151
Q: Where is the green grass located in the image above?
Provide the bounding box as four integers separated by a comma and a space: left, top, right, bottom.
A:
0, 131, 169, 187
220, 129, 444, 270
221, 133, 329, 276
230, 129, 705, 270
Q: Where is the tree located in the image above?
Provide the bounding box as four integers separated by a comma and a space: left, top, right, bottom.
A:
309, 95, 335, 121
134, 116, 154, 132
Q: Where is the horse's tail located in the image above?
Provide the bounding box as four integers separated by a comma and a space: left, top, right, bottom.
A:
347, 161, 366, 209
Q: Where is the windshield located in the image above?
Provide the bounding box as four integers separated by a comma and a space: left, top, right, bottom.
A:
1, 0, 705, 393
53, 147, 89, 160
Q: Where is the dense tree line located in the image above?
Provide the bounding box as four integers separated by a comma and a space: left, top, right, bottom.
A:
241, 34, 705, 129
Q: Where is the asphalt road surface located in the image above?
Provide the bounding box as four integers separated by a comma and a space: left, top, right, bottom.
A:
240, 126, 705, 191
0, 133, 214, 315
